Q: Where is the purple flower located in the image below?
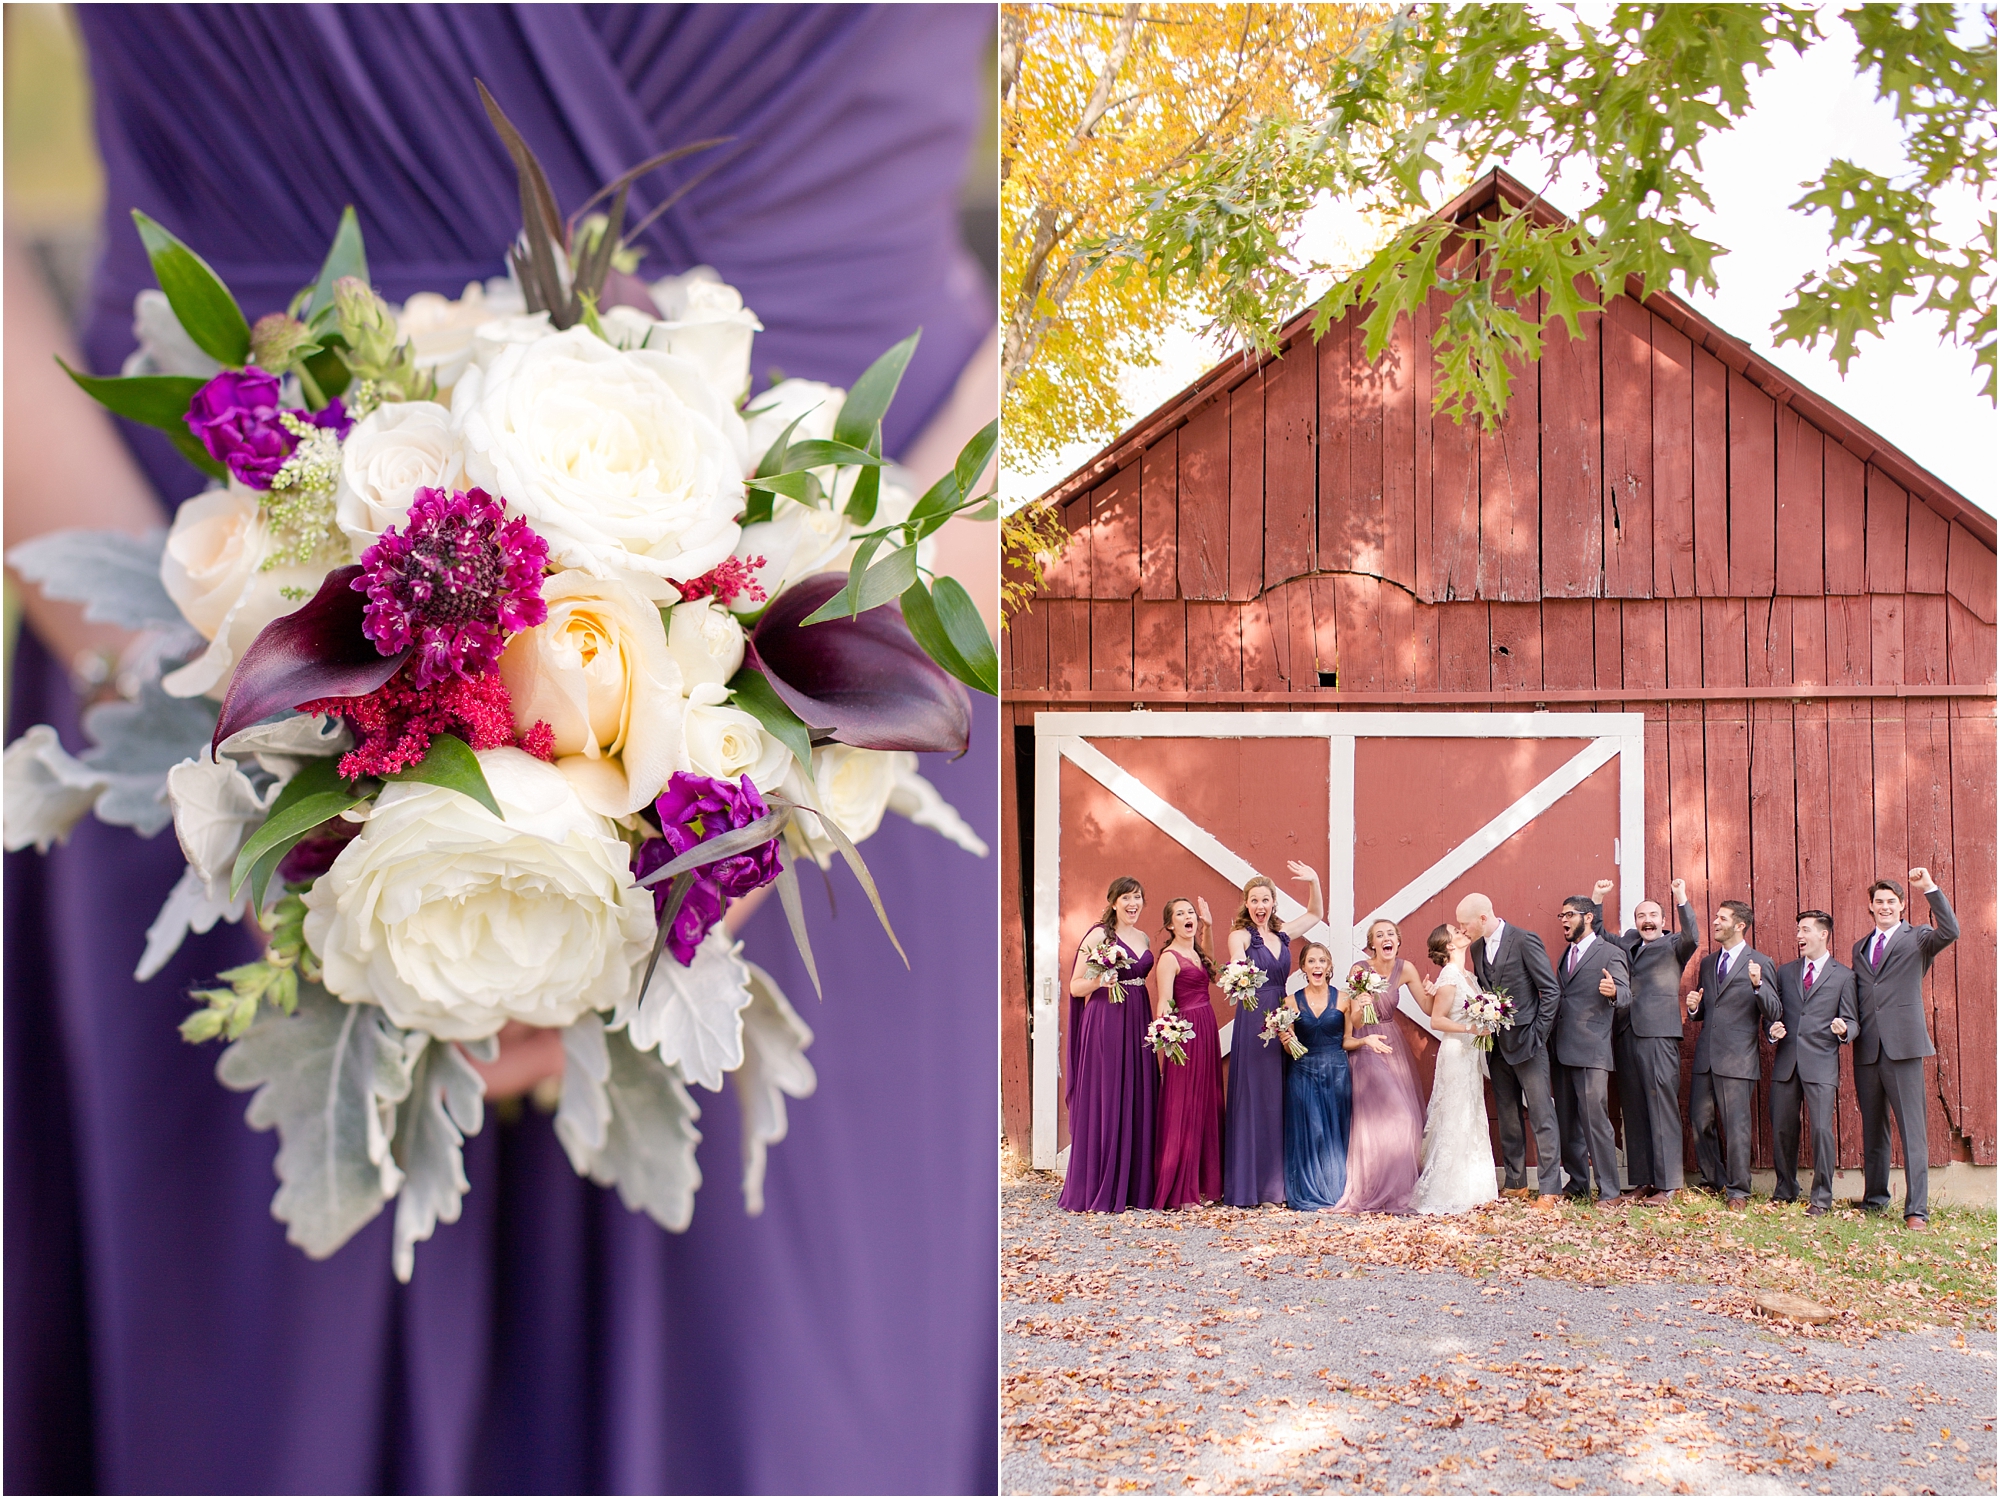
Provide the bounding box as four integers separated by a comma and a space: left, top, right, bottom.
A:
184, 371, 355, 489
353, 487, 549, 687
635, 772, 784, 964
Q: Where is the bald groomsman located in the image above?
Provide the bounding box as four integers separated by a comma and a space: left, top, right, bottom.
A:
1685, 900, 1780, 1208
1590, 877, 1699, 1204
1768, 911, 1857, 1215
1851, 869, 1958, 1229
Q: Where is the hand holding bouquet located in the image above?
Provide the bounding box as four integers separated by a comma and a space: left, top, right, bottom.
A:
1145, 1012, 1196, 1066
1463, 986, 1517, 1053
1345, 965, 1388, 1027
1077, 930, 1135, 1003
1217, 958, 1262, 1011
1258, 1005, 1307, 1060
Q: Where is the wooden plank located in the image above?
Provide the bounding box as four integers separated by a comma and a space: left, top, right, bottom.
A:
1089, 599, 1134, 698
1903, 595, 1949, 690
1284, 578, 1320, 686
1792, 594, 1828, 689
1241, 591, 1288, 694
1726, 371, 1777, 596
1826, 596, 1872, 687
1823, 443, 1867, 595
1334, 574, 1386, 691
1438, 601, 1490, 692
1747, 602, 1795, 1172
1480, 292, 1543, 601
1592, 600, 1623, 698
1691, 347, 1729, 595
1774, 407, 1824, 596
1091, 462, 1141, 600
1746, 596, 1791, 690
1307, 575, 1341, 683
1045, 599, 1090, 699
1870, 595, 1905, 688
1865, 467, 1909, 595
1794, 701, 1833, 916
1948, 706, 1997, 1163
1228, 376, 1265, 601
1947, 520, 1997, 623
1042, 494, 1089, 597
1177, 399, 1231, 601
1642, 704, 1672, 938
1664, 595, 1709, 1158
1409, 601, 1442, 693
1826, 677, 1874, 1168
1906, 496, 1949, 594
1319, 313, 1353, 569
1871, 696, 1912, 1165
1946, 594, 1998, 686
1008, 597, 1049, 692
1345, 310, 1389, 581
1602, 296, 1654, 598
1622, 600, 1665, 693
1651, 313, 1696, 598
1541, 294, 1603, 598
999, 695, 1030, 1154
1425, 292, 1480, 602
1702, 598, 1748, 690
1380, 585, 1418, 692
1132, 600, 1187, 696
1412, 292, 1439, 600
1487, 600, 1542, 692
1904, 696, 1958, 1162
1541, 599, 1596, 691
1184, 600, 1242, 692
1140, 432, 1179, 601
1263, 347, 1316, 586
1377, 302, 1420, 592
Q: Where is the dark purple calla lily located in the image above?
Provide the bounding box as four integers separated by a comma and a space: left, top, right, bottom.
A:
748, 573, 970, 755
212, 565, 411, 750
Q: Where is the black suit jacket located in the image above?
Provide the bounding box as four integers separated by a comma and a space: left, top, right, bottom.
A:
1688, 944, 1781, 1081
1851, 889, 1958, 1063
1551, 932, 1632, 1070
1769, 956, 1858, 1084
1470, 920, 1561, 1064
1592, 899, 1699, 1037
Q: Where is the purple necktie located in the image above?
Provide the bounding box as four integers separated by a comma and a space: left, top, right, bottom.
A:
1803, 961, 1816, 995
1872, 932, 1886, 969
1566, 945, 1579, 976
1717, 950, 1730, 984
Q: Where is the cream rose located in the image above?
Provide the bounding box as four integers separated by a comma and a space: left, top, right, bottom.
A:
642, 267, 764, 402
742, 378, 844, 465
664, 598, 745, 690
781, 744, 906, 863
453, 324, 748, 600
682, 683, 790, 793
396, 278, 526, 393
727, 495, 851, 614
302, 747, 655, 1041
333, 401, 464, 554
159, 488, 327, 699
498, 572, 685, 817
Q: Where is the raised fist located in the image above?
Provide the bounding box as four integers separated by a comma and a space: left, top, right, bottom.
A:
1670, 877, 1688, 904
1598, 970, 1616, 997
1592, 878, 1616, 902
1909, 867, 1936, 894
1748, 960, 1763, 987
1685, 988, 1703, 1016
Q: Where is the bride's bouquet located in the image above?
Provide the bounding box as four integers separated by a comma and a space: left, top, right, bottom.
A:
1345, 965, 1389, 1026
1077, 929, 1135, 1003
1257, 1005, 1307, 1060
1216, 957, 1263, 1010
1463, 986, 1518, 1053
2, 86, 996, 1282
1145, 1011, 1197, 1066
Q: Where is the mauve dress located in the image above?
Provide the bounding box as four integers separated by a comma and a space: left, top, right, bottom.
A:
1282, 994, 1352, 1211
1152, 956, 1224, 1210
1334, 970, 1428, 1216
1222, 928, 1288, 1207
4, 8, 995, 1495
1058, 934, 1157, 1213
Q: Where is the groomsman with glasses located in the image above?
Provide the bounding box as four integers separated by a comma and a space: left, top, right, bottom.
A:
1684, 900, 1780, 1209
1589, 877, 1699, 1205
1851, 869, 1958, 1230
1767, 911, 1858, 1216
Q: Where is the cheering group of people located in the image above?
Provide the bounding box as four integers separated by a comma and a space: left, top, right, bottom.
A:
1057, 862, 1959, 1230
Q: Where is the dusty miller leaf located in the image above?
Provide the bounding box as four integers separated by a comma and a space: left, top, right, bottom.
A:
554, 1011, 702, 1232
78, 676, 221, 835
6, 528, 184, 632
390, 1037, 487, 1283
732, 961, 817, 1217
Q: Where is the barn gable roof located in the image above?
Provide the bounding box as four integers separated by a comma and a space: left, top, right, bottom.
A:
1037, 167, 1995, 553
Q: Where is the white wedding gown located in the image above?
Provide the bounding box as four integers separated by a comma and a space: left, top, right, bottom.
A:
1410, 965, 1499, 1215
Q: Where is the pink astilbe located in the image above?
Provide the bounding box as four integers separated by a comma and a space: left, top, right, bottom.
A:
355, 487, 549, 687
302, 666, 547, 779
677, 554, 767, 608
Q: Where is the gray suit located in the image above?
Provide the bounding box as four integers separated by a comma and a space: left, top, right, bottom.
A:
1594, 900, 1698, 1191
1688, 942, 1781, 1200
1851, 889, 1958, 1220
1769, 956, 1858, 1210
1471, 920, 1563, 1194
1550, 933, 1632, 1198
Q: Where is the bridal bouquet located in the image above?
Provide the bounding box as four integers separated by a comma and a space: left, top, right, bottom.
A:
1217, 958, 1263, 1010
1078, 930, 1135, 1003
1258, 1005, 1307, 1060
1345, 965, 1388, 1026
1145, 1012, 1196, 1066
1463, 987, 1517, 1053
2, 86, 996, 1282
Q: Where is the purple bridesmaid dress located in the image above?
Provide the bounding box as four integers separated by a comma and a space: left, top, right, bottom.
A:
1153, 956, 1224, 1210
1333, 971, 1427, 1216
1222, 927, 1288, 1206
5, 8, 995, 1494
1058, 935, 1157, 1213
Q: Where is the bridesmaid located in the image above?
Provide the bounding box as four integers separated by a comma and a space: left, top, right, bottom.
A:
1281, 942, 1352, 1210
1058, 878, 1158, 1213
1334, 920, 1428, 1216
1152, 896, 1224, 1210
1223, 861, 1324, 1207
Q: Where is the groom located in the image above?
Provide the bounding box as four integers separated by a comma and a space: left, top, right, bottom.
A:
1457, 892, 1563, 1202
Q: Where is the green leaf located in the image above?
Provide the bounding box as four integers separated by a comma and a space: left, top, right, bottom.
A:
899, 578, 977, 685
850, 546, 920, 615
386, 733, 501, 819
844, 427, 883, 524
799, 535, 884, 625
301, 344, 352, 405
748, 470, 821, 505
725, 666, 816, 774
742, 486, 777, 527
56, 359, 204, 431
832, 330, 920, 451
950, 419, 1000, 505
910, 577, 998, 695
231, 785, 369, 900
754, 408, 814, 479
303, 206, 369, 323
778, 438, 887, 471
132, 210, 250, 366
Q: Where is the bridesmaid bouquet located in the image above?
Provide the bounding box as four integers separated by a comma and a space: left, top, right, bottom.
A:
1258, 1006, 1307, 1060
1345, 965, 1389, 1026
1077, 930, 1135, 1002
1145, 1012, 1197, 1066
1216, 957, 1263, 1010
2, 87, 995, 1281
1464, 987, 1518, 1052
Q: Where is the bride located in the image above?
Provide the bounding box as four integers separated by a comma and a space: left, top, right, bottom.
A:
1410, 923, 1499, 1214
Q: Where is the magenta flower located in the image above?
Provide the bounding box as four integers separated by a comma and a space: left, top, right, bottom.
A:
184, 369, 351, 489
635, 772, 784, 963
354, 487, 549, 687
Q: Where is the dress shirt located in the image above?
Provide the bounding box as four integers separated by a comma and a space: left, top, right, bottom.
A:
1718, 938, 1747, 982
1485, 920, 1507, 964
1564, 930, 1596, 974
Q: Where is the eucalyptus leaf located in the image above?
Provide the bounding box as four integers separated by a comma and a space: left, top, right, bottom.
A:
390, 1036, 485, 1284
7, 527, 182, 633
386, 733, 500, 819
831, 331, 919, 450
132, 211, 250, 367
724, 667, 815, 774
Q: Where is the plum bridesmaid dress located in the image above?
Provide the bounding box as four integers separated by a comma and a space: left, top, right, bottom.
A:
1222, 928, 1288, 1206
1282, 995, 1352, 1210
1058, 934, 1158, 1213
1334, 972, 1428, 1216
1152, 955, 1224, 1210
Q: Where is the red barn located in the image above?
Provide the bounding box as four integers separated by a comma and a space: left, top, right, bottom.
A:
1001, 170, 1997, 1188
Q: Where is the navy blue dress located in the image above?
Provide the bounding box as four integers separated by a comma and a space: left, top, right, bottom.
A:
1223, 928, 1288, 1206
1282, 993, 1353, 1211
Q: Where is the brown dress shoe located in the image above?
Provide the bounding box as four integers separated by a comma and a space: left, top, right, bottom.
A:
1641, 1190, 1676, 1207
1534, 1194, 1562, 1209
1595, 1194, 1631, 1210
1725, 1196, 1748, 1211
1806, 1205, 1829, 1217
1905, 1215, 1928, 1231
1501, 1187, 1536, 1200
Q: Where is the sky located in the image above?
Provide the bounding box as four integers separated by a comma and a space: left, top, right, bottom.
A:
1008, 10, 1997, 517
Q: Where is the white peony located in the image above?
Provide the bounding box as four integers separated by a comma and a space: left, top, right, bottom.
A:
663, 598, 745, 690
644, 267, 764, 403
453, 324, 748, 601
302, 747, 655, 1041
728, 495, 852, 614
498, 573, 684, 818
781, 743, 905, 864
742, 378, 844, 466
333, 401, 464, 554
395, 278, 526, 393
158, 488, 326, 699
682, 683, 790, 793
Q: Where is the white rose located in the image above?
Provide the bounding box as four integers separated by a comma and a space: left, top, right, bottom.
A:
158, 488, 327, 699
454, 324, 748, 601
743, 378, 844, 466
302, 747, 655, 1041
644, 267, 764, 403
664, 598, 745, 690
333, 402, 464, 554
166, 748, 279, 904
682, 683, 790, 793
498, 572, 685, 817
396, 278, 526, 393
728, 495, 851, 614
781, 744, 906, 864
